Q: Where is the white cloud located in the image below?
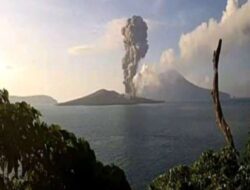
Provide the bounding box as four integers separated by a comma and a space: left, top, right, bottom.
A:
221, 0, 239, 23
68, 18, 126, 55
179, 0, 250, 62
136, 0, 250, 97
160, 48, 175, 70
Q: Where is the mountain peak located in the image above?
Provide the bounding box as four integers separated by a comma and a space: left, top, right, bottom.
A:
142, 69, 231, 101
59, 89, 163, 106
93, 89, 120, 96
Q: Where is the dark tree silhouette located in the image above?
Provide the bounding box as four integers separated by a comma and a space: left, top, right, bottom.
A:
0, 90, 131, 190
211, 39, 235, 148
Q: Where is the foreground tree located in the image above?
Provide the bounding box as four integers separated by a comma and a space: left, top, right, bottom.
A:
0, 89, 131, 190
211, 39, 235, 148
150, 143, 250, 190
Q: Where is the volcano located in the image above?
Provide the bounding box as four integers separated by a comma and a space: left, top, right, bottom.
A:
141, 70, 230, 101
58, 89, 164, 106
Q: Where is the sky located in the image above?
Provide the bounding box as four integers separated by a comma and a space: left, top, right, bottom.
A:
0, 0, 249, 101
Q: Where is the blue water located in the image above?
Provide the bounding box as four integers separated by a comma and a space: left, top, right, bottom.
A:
36, 100, 250, 190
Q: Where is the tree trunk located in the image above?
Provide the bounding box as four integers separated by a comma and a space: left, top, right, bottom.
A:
211, 39, 235, 148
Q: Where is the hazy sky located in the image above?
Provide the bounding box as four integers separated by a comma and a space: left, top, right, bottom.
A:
0, 0, 249, 101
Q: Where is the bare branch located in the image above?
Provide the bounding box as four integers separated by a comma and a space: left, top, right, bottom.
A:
211, 39, 235, 148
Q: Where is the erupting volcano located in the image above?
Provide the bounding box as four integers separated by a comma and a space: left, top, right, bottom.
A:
58, 15, 164, 106
121, 16, 149, 98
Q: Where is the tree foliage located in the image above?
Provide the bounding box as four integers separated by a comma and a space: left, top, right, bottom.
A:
0, 89, 131, 190
150, 140, 250, 190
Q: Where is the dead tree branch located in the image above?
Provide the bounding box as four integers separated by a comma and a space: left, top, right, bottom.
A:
211, 39, 235, 148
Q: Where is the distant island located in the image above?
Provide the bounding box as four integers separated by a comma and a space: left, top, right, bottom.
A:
10, 95, 58, 105
58, 89, 164, 106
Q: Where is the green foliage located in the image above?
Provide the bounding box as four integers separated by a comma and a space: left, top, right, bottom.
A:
0, 89, 131, 190
242, 133, 250, 164
150, 139, 250, 190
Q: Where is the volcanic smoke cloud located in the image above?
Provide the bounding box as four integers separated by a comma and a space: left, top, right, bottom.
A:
121, 16, 149, 98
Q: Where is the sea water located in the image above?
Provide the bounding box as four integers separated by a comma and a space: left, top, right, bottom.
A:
36, 100, 250, 190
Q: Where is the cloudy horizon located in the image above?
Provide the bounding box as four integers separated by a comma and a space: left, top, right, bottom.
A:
0, 0, 249, 101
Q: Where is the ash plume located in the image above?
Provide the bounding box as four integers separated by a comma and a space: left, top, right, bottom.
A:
121, 16, 149, 98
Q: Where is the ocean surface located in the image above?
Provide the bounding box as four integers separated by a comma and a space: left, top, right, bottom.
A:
36, 100, 250, 190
